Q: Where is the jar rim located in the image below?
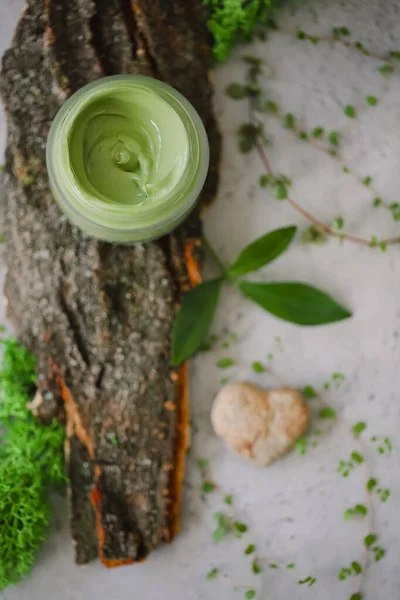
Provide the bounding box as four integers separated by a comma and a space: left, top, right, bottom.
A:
46, 75, 209, 242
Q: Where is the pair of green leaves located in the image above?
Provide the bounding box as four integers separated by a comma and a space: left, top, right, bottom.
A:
171, 226, 352, 366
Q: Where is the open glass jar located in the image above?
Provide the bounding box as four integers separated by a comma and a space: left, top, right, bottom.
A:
46, 75, 209, 243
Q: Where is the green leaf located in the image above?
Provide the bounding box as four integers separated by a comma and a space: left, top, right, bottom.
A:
351, 451, 364, 464
245, 591, 256, 599
312, 126, 324, 138
329, 130, 340, 146
302, 385, 317, 399
226, 83, 248, 99
284, 113, 295, 129
344, 105, 356, 118
233, 521, 248, 536
206, 568, 219, 580
198, 459, 208, 469
273, 183, 288, 200
238, 281, 352, 326
351, 561, 362, 574
224, 495, 233, 505
294, 437, 308, 455
352, 422, 366, 436
245, 544, 256, 555
287, 563, 295, 569
319, 407, 336, 419
366, 477, 377, 492
252, 559, 262, 574
217, 357, 234, 369
202, 481, 216, 493
379, 64, 393, 75
364, 533, 377, 547
252, 361, 265, 373
366, 95, 378, 106
171, 279, 223, 366
212, 512, 230, 542
350, 594, 362, 600
228, 226, 297, 277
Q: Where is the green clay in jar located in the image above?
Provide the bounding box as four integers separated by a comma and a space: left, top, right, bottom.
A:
46, 75, 209, 243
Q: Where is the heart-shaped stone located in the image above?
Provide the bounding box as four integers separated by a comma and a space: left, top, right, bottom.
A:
211, 382, 309, 467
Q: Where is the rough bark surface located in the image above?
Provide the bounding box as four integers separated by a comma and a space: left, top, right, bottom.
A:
0, 0, 220, 566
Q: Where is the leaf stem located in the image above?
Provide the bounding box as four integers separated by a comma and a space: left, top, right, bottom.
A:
203, 234, 228, 277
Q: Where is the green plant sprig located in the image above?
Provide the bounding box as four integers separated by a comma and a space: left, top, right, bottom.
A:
225, 55, 400, 249
171, 226, 351, 365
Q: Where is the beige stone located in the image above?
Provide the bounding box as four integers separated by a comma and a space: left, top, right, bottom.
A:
211, 382, 309, 467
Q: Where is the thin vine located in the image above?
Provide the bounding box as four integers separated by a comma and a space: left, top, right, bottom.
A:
226, 30, 400, 249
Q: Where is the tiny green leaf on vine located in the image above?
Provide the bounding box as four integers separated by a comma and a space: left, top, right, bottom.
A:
354, 41, 370, 55
332, 26, 351, 36
312, 126, 324, 138
363, 176, 372, 186
206, 568, 219, 580
351, 451, 364, 464
319, 407, 336, 419
302, 385, 317, 399
389, 50, 400, 59
233, 521, 248, 536
202, 481, 216, 493
217, 357, 234, 369
252, 559, 262, 574
298, 576, 316, 587
269, 563, 278, 569
238, 281, 352, 326
245, 544, 256, 555
212, 513, 231, 541
171, 278, 223, 366
226, 83, 249, 99
352, 421, 367, 436
284, 113, 296, 129
220, 376, 229, 385
350, 594, 362, 600
366, 95, 378, 106
364, 534, 378, 547
259, 174, 270, 188
373, 197, 383, 207
299, 131, 308, 141
343, 504, 368, 520
302, 225, 326, 245
287, 563, 295, 569
224, 494, 233, 505
332, 216, 345, 231
266, 100, 279, 114
329, 131, 340, 146
379, 64, 393, 75
273, 182, 288, 200
252, 361, 265, 373
366, 477, 377, 492
228, 226, 297, 277
294, 437, 308, 455
245, 590, 256, 599
344, 105, 356, 118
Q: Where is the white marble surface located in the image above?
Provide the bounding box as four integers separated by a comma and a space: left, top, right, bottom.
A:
1, 0, 400, 599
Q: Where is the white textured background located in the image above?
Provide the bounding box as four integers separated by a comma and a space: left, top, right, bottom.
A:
1, 1, 400, 599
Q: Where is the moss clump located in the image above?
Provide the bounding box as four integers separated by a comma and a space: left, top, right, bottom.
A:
0, 339, 65, 591
205, 0, 275, 61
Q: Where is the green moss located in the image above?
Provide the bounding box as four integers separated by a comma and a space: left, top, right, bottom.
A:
0, 338, 65, 590
205, 0, 275, 61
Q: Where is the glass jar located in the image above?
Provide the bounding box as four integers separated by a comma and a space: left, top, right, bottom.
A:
46, 75, 209, 243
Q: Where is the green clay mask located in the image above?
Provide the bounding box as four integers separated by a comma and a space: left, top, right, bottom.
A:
46, 75, 209, 243
69, 90, 189, 205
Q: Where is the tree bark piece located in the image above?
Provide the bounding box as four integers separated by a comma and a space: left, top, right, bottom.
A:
0, 0, 220, 566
